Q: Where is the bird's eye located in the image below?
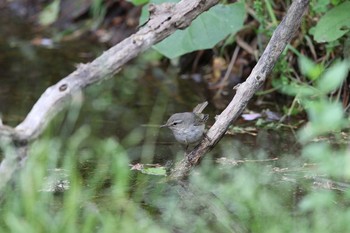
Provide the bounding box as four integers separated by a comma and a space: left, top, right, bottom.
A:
171, 120, 182, 126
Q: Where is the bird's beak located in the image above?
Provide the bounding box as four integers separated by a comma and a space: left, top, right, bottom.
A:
160, 124, 168, 128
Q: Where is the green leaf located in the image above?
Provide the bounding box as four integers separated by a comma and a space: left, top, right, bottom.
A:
306, 100, 344, 125
313, 1, 350, 42
153, 2, 245, 58
141, 167, 167, 176
127, 0, 149, 6
331, 0, 342, 5
298, 100, 345, 142
312, 0, 330, 14
298, 56, 324, 80
316, 61, 349, 93
38, 0, 61, 26
278, 81, 319, 97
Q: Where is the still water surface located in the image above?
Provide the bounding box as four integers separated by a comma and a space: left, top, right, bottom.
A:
0, 8, 297, 168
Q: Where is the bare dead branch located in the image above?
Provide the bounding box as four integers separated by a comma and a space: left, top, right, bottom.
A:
169, 0, 310, 180
1, 0, 219, 142
0, 0, 219, 190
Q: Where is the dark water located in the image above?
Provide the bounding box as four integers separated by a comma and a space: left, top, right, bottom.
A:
0, 9, 316, 231
0, 8, 299, 168
0, 9, 105, 123
0, 8, 205, 164
2, 7, 349, 233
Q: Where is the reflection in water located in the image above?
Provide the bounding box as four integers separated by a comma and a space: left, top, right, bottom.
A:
0, 8, 317, 232
0, 9, 106, 125
0, 8, 214, 165
0, 7, 298, 168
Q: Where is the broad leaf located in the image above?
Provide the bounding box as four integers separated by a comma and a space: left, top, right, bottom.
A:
150, 2, 245, 58
313, 1, 350, 42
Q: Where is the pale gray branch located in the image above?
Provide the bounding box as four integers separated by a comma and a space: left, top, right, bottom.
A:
169, 0, 310, 180
10, 0, 219, 141
0, 0, 219, 190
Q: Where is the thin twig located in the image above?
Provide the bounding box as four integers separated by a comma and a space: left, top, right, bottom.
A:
214, 46, 240, 98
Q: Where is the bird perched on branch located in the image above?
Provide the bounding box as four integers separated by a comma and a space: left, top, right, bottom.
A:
161, 101, 209, 149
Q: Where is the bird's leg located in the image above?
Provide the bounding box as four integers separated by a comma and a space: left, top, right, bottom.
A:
184, 139, 189, 151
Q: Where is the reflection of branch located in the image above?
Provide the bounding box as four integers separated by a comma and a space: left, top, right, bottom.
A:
216, 157, 279, 166
169, 0, 310, 180
216, 158, 350, 192
274, 166, 350, 192
0, 0, 220, 191
307, 177, 350, 192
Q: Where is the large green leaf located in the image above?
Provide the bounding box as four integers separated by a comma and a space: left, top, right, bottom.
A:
152, 2, 245, 58
313, 1, 350, 43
